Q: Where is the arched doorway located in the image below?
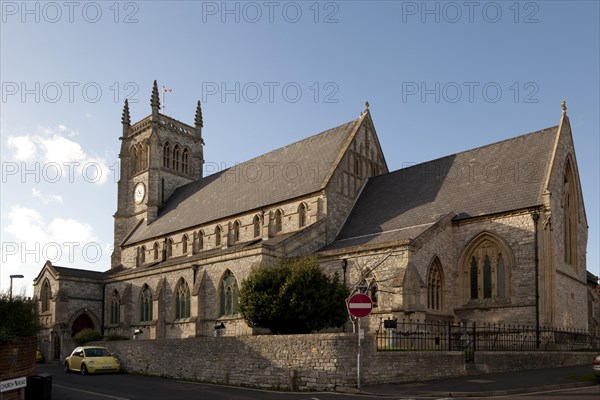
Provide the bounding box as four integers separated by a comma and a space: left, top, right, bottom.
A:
71, 313, 95, 336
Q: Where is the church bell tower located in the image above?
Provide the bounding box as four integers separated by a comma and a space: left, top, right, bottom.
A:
111, 81, 205, 267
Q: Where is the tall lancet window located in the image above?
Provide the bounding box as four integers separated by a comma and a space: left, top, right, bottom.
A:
173, 145, 180, 171
253, 215, 261, 238
175, 279, 190, 320
428, 258, 444, 311
163, 142, 171, 168
182, 148, 189, 174
110, 290, 120, 325
563, 159, 578, 268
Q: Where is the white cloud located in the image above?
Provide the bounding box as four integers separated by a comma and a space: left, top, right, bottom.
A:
5, 125, 110, 184
1, 206, 106, 297
32, 188, 63, 204
4, 205, 100, 265
7, 135, 37, 161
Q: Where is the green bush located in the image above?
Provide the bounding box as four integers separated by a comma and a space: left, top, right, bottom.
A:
105, 333, 129, 341
239, 256, 350, 334
0, 294, 40, 342
73, 328, 103, 345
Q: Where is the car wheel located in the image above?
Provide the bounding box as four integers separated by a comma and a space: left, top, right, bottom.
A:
64, 362, 70, 373
81, 364, 88, 375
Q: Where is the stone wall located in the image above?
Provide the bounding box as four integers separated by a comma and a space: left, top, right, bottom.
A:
97, 333, 467, 390
0, 337, 36, 400
475, 351, 594, 373
95, 333, 594, 391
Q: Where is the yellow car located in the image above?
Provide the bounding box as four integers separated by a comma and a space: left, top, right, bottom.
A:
64, 346, 120, 375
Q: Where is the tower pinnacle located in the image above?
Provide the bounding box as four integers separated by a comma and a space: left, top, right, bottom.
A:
151, 80, 160, 120
121, 99, 131, 125
195, 101, 203, 129
121, 99, 131, 136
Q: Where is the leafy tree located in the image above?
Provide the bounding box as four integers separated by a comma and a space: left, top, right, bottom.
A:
0, 293, 40, 342
239, 257, 349, 334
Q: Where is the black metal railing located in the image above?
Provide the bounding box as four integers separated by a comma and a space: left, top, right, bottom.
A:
376, 319, 600, 355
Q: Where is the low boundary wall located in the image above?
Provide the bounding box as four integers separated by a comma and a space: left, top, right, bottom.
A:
93, 334, 595, 391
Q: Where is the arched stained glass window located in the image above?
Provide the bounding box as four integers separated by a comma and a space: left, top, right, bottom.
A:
175, 279, 190, 320
140, 285, 152, 322
219, 270, 239, 317
110, 290, 120, 325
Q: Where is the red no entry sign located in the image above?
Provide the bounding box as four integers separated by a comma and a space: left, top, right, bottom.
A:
347, 293, 373, 318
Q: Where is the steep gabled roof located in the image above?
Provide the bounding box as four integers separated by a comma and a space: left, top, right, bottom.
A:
52, 266, 105, 279
33, 261, 105, 283
326, 125, 559, 249
126, 118, 360, 244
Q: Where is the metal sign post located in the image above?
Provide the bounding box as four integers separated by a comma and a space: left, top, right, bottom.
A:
347, 293, 373, 390
357, 317, 362, 390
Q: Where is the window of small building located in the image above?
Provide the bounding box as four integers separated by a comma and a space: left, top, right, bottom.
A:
41, 280, 51, 312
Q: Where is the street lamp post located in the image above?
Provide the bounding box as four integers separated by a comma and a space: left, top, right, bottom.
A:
9, 274, 24, 300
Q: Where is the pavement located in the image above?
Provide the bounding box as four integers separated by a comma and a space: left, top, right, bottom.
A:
360, 364, 600, 397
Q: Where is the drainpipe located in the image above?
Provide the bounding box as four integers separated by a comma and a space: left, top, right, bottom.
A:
342, 259, 347, 333
532, 211, 540, 349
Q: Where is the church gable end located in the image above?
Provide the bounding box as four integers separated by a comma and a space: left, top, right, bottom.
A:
540, 104, 588, 329
324, 105, 388, 243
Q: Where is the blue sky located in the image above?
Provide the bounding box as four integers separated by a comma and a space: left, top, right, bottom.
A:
1, 0, 598, 296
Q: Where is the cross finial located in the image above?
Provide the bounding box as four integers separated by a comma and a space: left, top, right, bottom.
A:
561, 100, 567, 114
195, 100, 203, 128
121, 99, 131, 126
151, 80, 160, 110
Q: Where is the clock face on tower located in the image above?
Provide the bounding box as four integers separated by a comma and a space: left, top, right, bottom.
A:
134, 182, 146, 204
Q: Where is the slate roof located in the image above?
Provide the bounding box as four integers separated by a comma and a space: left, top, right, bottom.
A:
126, 119, 359, 245
325, 126, 559, 250
53, 266, 105, 279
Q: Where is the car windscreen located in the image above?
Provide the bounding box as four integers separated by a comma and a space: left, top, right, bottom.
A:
84, 348, 111, 357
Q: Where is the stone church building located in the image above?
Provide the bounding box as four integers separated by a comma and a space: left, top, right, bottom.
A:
33, 82, 592, 360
